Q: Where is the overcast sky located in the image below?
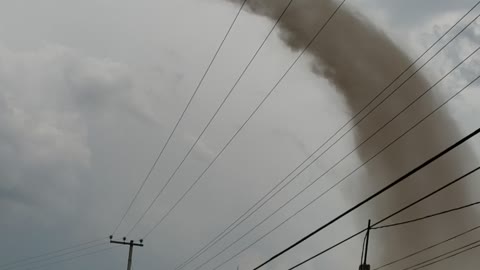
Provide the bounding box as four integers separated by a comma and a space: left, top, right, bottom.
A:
1, 1, 480, 270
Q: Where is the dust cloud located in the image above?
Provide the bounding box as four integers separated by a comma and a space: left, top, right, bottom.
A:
227, 0, 477, 267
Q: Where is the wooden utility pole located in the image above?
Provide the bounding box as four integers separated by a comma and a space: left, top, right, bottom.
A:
110, 236, 144, 270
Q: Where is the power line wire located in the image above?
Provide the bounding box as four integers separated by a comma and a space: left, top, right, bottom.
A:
401, 240, 480, 270
138, 0, 321, 239
238, 165, 480, 270
23, 245, 119, 270
0, 237, 106, 269
111, 0, 249, 236
288, 166, 480, 270
173, 4, 480, 270
252, 125, 480, 270
411, 243, 480, 270
158, 2, 480, 255
1, 242, 109, 270
127, 0, 296, 237
252, 53, 480, 269
372, 202, 480, 230
373, 224, 480, 270
219, 67, 480, 270
143, 0, 349, 241
185, 33, 480, 270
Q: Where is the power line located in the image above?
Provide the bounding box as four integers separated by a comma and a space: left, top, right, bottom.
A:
1, 241, 109, 270
215, 64, 480, 270
161, 2, 480, 260
211, 71, 480, 270
142, 0, 349, 241
373, 224, 480, 270
288, 166, 480, 270
400, 240, 480, 270
253, 125, 480, 270
127, 0, 297, 238
411, 243, 480, 270
183, 33, 480, 270
111, 0, 249, 236
138, 0, 328, 239
372, 202, 480, 230
23, 245, 119, 270
173, 3, 480, 270
251, 55, 480, 268
0, 237, 106, 269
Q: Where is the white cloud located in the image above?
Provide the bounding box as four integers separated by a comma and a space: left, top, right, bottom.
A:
0, 43, 159, 223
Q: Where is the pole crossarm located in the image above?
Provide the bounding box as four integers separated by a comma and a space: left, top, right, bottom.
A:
110, 240, 144, 247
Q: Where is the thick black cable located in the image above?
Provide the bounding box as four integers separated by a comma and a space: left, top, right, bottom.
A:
140, 0, 343, 239
0, 237, 106, 269
127, 0, 296, 238
23, 245, 119, 270
254, 125, 480, 270
374, 224, 480, 270
221, 68, 480, 270
2, 242, 109, 270
372, 202, 480, 230
156, 2, 480, 249
288, 166, 480, 270
402, 240, 480, 270
244, 165, 480, 270
188, 39, 480, 270
204, 50, 480, 270
111, 0, 249, 236
173, 4, 480, 270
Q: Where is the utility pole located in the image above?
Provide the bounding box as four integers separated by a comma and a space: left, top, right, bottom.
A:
359, 220, 371, 270
110, 235, 144, 270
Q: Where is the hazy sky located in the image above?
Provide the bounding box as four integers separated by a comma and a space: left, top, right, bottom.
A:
1, 1, 480, 270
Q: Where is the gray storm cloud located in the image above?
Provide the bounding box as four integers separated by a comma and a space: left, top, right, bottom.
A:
227, 0, 478, 264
